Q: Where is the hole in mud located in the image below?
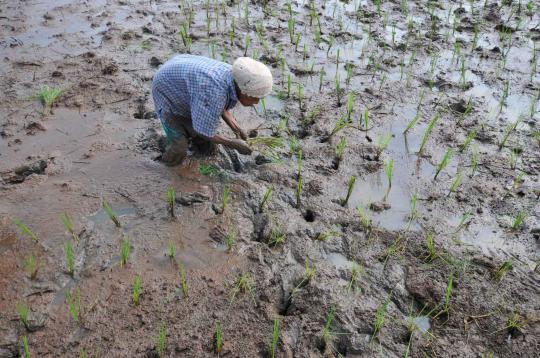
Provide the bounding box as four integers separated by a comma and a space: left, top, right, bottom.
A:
332, 158, 340, 170
303, 209, 316, 222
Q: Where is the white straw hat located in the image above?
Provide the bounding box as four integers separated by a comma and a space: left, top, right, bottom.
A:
232, 57, 273, 98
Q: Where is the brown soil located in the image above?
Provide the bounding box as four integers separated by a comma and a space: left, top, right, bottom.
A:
1, 0, 539, 357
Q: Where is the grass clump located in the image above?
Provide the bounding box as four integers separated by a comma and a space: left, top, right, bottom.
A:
132, 274, 142, 306
103, 200, 121, 228
38, 86, 63, 113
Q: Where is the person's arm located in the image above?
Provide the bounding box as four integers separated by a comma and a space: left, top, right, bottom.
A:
222, 109, 248, 140
204, 134, 252, 155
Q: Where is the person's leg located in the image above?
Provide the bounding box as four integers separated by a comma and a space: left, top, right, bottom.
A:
178, 118, 218, 155
159, 111, 189, 166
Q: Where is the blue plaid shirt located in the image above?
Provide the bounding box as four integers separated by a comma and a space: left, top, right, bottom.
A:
152, 54, 238, 138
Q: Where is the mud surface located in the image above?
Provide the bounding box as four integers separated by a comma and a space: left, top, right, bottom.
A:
1, 0, 539, 357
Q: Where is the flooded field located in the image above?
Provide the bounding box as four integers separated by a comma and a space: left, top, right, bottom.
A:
1, 0, 539, 357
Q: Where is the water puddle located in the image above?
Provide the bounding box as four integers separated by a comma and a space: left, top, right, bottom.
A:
326, 252, 354, 270
406, 315, 430, 334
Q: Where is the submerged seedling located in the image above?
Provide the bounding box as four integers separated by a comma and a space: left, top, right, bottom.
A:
341, 176, 357, 207
132, 274, 142, 306
167, 186, 176, 217
60, 213, 78, 242
102, 201, 121, 228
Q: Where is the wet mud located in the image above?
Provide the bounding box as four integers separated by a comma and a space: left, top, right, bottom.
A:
1, 0, 539, 357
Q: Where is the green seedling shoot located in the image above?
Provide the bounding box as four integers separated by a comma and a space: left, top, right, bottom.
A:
341, 176, 357, 207
424, 232, 437, 262
317, 228, 341, 241
221, 186, 230, 214
335, 137, 347, 163
372, 296, 390, 340
270, 318, 280, 358
449, 172, 463, 194
24, 252, 38, 280
260, 186, 273, 212
495, 260, 513, 281
14, 219, 38, 243
230, 273, 255, 304
60, 213, 78, 242
65, 241, 75, 276
215, 321, 223, 355
322, 304, 337, 348
168, 243, 176, 259
167, 186, 176, 217
132, 274, 142, 306
358, 206, 372, 232
434, 149, 453, 180
120, 238, 131, 267
347, 263, 366, 292
23, 336, 30, 358
66, 287, 81, 323
225, 230, 236, 252
384, 159, 394, 201
511, 210, 527, 231
329, 113, 351, 138
499, 116, 523, 150
179, 262, 188, 298
460, 129, 477, 152
419, 112, 440, 154
17, 302, 29, 329
102, 201, 121, 228
38, 86, 63, 114
296, 175, 303, 208
157, 322, 167, 358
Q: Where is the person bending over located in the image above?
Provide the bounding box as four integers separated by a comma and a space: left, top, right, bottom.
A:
152, 54, 273, 166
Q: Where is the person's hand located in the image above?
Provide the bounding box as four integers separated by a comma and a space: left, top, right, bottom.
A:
227, 139, 252, 155
234, 127, 248, 141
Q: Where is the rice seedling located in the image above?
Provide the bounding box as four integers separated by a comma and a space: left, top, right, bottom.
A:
247, 136, 284, 150
270, 318, 280, 358
334, 137, 347, 167
167, 186, 176, 217
287, 18, 295, 44
409, 192, 418, 222
120, 237, 131, 267
269, 228, 287, 246
423, 232, 437, 262
200, 163, 222, 176
499, 80, 510, 112
65, 241, 75, 276
329, 113, 351, 138
24, 252, 39, 280
220, 186, 230, 214
345, 63, 354, 86
296, 175, 303, 208
470, 145, 479, 177
418, 112, 440, 155
230, 273, 255, 303
288, 259, 316, 301
318, 69, 326, 93
384, 159, 394, 201
340, 176, 357, 207
358, 206, 372, 232
346, 92, 355, 120
168, 242, 176, 259
449, 172, 464, 194
376, 133, 393, 158
132, 274, 142, 306
286, 73, 292, 98
434, 149, 453, 180
22, 336, 30, 358
157, 322, 167, 358
460, 129, 477, 152
17, 302, 29, 329
512, 172, 525, 189
495, 260, 513, 281
296, 149, 303, 176
509, 148, 520, 170
179, 262, 188, 298
499, 116, 523, 150
503, 312, 527, 335
297, 83, 304, 110
347, 263, 366, 292
322, 304, 337, 348
404, 111, 421, 134
13, 219, 38, 243
243, 34, 251, 56
511, 210, 527, 231
66, 287, 81, 323
102, 200, 121, 228
60, 213, 78, 242
372, 295, 390, 340
335, 73, 342, 107
215, 321, 223, 354
317, 227, 341, 241
225, 230, 236, 252
38, 86, 63, 114
179, 23, 192, 52
434, 273, 453, 318
259, 186, 273, 212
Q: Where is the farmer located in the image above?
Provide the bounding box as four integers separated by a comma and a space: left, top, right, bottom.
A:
152, 54, 273, 166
